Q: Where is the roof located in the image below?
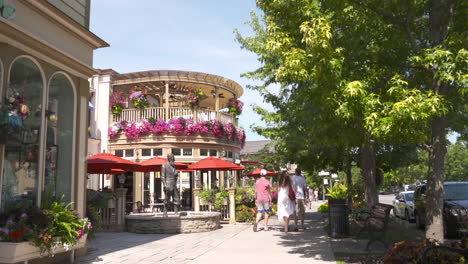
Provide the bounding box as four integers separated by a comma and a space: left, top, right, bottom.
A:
240, 140, 273, 155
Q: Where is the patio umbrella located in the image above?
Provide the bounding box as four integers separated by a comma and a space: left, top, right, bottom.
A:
87, 152, 142, 173
187, 156, 244, 171
244, 168, 276, 177
87, 168, 126, 174
138, 157, 188, 172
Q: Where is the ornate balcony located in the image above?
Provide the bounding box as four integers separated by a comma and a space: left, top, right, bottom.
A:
113, 107, 235, 124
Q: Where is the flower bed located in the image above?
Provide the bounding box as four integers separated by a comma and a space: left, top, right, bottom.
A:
108, 117, 246, 146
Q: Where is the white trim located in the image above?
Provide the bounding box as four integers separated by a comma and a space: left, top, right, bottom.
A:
47, 71, 77, 206
8, 55, 47, 207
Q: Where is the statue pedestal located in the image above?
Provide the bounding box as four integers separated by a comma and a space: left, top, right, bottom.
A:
114, 188, 128, 231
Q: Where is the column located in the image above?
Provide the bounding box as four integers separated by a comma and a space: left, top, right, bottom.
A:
114, 188, 128, 231
165, 82, 169, 120
214, 87, 220, 120
227, 187, 236, 224
193, 188, 200, 212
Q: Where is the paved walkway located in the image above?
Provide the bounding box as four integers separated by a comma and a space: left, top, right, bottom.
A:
76, 203, 335, 264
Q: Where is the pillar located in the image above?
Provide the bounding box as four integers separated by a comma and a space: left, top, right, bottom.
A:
227, 187, 236, 224
165, 82, 169, 120
114, 188, 128, 231
193, 188, 200, 212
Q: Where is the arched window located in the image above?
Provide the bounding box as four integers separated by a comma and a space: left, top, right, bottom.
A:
2, 57, 44, 208
45, 73, 75, 203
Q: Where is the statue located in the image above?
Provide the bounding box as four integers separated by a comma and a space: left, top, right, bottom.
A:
161, 153, 180, 214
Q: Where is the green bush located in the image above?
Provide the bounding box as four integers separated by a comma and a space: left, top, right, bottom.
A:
235, 204, 256, 222
235, 186, 255, 207
383, 239, 468, 264
199, 189, 216, 204
214, 190, 229, 209
326, 183, 348, 199
318, 203, 329, 213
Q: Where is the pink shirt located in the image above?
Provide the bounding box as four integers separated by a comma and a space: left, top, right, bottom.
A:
255, 177, 271, 202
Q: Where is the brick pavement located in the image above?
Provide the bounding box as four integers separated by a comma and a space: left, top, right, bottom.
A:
76, 203, 335, 264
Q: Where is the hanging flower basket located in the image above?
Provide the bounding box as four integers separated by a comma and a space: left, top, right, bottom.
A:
187, 88, 204, 109
129, 87, 149, 110
227, 98, 243, 116
109, 91, 126, 115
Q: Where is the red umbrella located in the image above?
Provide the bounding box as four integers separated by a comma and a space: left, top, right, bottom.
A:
245, 168, 276, 177
138, 157, 188, 172
87, 152, 141, 173
187, 156, 244, 171
87, 168, 126, 174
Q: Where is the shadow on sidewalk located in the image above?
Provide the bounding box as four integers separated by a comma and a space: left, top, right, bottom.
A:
272, 211, 335, 262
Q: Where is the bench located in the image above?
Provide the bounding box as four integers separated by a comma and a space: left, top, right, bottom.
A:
354, 203, 393, 251
422, 246, 468, 264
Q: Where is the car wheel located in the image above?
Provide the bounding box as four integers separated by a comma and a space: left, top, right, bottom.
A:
415, 211, 424, 230
406, 210, 415, 223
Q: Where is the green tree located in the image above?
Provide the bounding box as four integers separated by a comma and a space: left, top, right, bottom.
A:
237, 0, 467, 242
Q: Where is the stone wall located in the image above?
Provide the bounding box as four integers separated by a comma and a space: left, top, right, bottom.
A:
125, 212, 221, 234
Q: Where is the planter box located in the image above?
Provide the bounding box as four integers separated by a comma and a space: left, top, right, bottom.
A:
0, 234, 87, 263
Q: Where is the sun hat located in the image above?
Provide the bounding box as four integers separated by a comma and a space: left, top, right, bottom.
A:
260, 169, 267, 176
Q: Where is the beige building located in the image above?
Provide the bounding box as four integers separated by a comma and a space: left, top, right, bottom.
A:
88, 70, 245, 212
0, 0, 107, 218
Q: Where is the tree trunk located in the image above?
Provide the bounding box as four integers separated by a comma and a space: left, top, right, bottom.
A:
424, 0, 453, 243
360, 138, 378, 211
345, 156, 353, 207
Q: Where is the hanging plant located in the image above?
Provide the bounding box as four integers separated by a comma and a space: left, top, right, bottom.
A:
187, 88, 203, 109
227, 98, 243, 116
109, 91, 126, 115
129, 87, 149, 110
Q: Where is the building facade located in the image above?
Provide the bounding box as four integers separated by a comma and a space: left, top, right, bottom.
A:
89, 70, 245, 212
0, 0, 107, 217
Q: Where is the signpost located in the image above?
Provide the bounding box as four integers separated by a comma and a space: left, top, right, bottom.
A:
319, 171, 330, 201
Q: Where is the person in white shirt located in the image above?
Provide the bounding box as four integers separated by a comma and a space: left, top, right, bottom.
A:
292, 168, 308, 231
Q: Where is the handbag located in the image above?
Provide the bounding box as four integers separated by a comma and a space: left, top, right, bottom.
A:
288, 185, 296, 201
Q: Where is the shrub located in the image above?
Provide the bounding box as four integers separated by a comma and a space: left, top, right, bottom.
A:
318, 203, 329, 213
235, 205, 256, 223
269, 203, 277, 216
326, 183, 348, 199
214, 191, 229, 209
383, 239, 468, 264
235, 186, 255, 207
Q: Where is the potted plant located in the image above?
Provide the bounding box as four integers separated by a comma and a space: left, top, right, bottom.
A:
326, 183, 349, 238
0, 197, 92, 263
226, 98, 243, 116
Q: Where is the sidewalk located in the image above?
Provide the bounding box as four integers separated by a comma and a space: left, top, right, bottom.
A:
76, 203, 335, 264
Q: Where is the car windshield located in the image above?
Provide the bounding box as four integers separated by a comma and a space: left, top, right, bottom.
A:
444, 184, 468, 200
405, 193, 414, 201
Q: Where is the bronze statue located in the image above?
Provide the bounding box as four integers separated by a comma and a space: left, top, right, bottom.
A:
161, 153, 179, 214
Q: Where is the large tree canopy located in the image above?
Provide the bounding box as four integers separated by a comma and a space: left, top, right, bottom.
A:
237, 0, 467, 242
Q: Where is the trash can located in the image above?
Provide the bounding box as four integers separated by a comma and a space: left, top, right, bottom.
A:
328, 199, 349, 238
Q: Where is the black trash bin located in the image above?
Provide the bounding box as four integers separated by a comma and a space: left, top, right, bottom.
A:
328, 199, 349, 238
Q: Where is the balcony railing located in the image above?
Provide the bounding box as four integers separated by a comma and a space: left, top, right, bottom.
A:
113, 107, 235, 124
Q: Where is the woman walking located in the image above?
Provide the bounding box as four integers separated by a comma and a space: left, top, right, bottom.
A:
277, 171, 295, 232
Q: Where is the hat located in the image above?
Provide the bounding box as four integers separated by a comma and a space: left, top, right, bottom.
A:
260, 169, 267, 176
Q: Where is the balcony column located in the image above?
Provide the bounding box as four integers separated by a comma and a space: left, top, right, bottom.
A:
165, 82, 169, 120
214, 87, 220, 121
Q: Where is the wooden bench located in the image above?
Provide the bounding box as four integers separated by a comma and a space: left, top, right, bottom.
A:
354, 203, 393, 251
422, 246, 468, 264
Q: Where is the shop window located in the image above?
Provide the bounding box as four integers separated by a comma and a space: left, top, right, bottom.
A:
2, 57, 44, 208
200, 149, 208, 156
227, 151, 233, 159
125, 149, 134, 157
153, 148, 162, 156
142, 149, 151, 156
210, 150, 217, 157
171, 148, 181, 156
44, 73, 75, 203
183, 148, 192, 156
115, 150, 124, 157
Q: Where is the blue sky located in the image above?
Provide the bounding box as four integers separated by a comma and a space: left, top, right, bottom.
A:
89, 0, 269, 141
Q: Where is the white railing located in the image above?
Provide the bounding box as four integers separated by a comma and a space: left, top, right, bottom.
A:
113, 107, 235, 124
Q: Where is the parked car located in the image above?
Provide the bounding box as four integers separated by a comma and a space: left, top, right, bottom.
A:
392, 191, 415, 222
413, 182, 468, 238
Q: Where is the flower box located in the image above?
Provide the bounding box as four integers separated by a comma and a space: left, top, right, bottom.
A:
0, 234, 87, 263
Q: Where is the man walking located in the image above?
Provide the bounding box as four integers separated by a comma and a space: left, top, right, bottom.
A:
292, 168, 307, 231
253, 169, 271, 232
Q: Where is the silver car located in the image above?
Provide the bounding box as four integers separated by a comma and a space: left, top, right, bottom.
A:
392, 191, 415, 222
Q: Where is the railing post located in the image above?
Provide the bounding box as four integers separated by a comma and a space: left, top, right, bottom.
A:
165, 82, 169, 121
114, 188, 127, 231
227, 187, 236, 224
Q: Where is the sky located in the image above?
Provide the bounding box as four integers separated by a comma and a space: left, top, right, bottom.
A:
89, 0, 270, 141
